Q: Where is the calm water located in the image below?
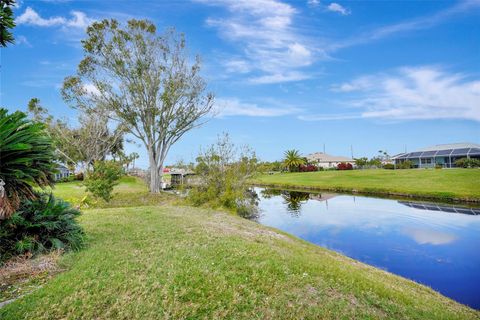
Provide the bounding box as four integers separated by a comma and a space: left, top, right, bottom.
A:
254, 187, 480, 309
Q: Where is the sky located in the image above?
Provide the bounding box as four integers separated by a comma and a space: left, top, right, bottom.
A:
1, 0, 480, 168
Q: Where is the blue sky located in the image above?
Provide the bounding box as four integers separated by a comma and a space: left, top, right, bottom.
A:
2, 0, 480, 168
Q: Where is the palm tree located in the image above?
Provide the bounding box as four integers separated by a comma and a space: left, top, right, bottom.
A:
0, 109, 56, 219
283, 149, 305, 172
130, 152, 139, 169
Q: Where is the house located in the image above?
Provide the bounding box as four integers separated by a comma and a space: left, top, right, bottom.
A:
392, 143, 480, 168
306, 152, 355, 169
54, 164, 72, 181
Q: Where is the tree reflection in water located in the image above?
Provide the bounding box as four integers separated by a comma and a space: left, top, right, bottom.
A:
260, 188, 311, 217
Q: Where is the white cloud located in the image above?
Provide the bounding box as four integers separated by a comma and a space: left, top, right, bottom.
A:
15, 7, 93, 29
16, 7, 66, 26
66, 11, 92, 28
327, 3, 350, 15
223, 58, 252, 74
304, 66, 480, 122
215, 98, 300, 117
197, 0, 320, 84
13, 0, 23, 9
250, 72, 311, 84
330, 0, 480, 50
83, 83, 101, 97
15, 35, 31, 47
307, 0, 320, 7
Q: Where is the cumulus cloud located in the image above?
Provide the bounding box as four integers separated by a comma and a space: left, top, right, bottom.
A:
303, 66, 480, 122
327, 3, 350, 15
215, 98, 300, 117
196, 0, 321, 84
15, 7, 93, 29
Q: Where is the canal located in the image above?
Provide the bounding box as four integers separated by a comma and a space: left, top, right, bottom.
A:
254, 187, 480, 309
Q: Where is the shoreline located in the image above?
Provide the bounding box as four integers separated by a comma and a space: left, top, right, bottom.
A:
251, 182, 480, 205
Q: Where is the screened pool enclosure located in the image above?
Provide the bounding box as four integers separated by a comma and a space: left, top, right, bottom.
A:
392, 143, 480, 168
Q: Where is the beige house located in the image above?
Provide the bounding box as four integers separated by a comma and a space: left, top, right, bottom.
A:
306, 152, 355, 169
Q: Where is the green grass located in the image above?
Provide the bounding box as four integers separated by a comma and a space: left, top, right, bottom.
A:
50, 176, 175, 208
1, 205, 478, 319
252, 169, 480, 202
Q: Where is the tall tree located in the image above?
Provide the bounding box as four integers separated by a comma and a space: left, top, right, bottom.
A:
27, 98, 125, 169
62, 19, 214, 192
0, 0, 16, 47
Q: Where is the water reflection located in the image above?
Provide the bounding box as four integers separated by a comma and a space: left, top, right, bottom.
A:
399, 201, 480, 215
260, 189, 340, 216
255, 187, 480, 309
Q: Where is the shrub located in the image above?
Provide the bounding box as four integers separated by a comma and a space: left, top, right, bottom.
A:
455, 158, 480, 168
0, 192, 84, 263
397, 160, 413, 169
0, 109, 56, 219
75, 172, 84, 181
299, 164, 318, 172
188, 133, 258, 217
84, 160, 122, 202
337, 162, 353, 170
383, 163, 395, 170
57, 175, 75, 183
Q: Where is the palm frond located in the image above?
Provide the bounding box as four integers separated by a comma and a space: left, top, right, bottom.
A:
0, 109, 56, 219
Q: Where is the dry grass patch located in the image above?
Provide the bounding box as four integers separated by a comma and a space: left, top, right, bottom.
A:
0, 251, 64, 305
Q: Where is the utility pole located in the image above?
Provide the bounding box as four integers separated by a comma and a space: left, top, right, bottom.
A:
351, 145, 354, 159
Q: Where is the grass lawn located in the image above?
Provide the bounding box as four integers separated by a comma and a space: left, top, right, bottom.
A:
1, 205, 478, 319
50, 176, 176, 208
252, 169, 480, 202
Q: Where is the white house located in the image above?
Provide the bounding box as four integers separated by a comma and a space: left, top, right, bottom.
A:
306, 152, 355, 169
54, 164, 72, 181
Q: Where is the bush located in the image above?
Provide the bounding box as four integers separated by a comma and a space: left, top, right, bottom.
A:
299, 164, 318, 172
0, 193, 84, 263
337, 162, 353, 170
455, 158, 480, 168
383, 163, 395, 170
75, 172, 84, 181
397, 160, 413, 169
188, 133, 258, 218
84, 160, 122, 202
0, 109, 56, 219
57, 175, 75, 183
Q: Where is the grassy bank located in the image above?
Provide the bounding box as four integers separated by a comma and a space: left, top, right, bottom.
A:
252, 169, 480, 202
1, 205, 478, 319
49, 176, 175, 208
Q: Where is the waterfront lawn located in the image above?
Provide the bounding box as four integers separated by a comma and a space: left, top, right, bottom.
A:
1, 205, 478, 319
50, 176, 175, 208
253, 169, 480, 202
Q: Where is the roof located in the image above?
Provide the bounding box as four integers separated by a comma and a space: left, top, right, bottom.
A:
55, 163, 69, 170
306, 152, 353, 163
169, 168, 195, 176
392, 142, 480, 160
416, 143, 480, 152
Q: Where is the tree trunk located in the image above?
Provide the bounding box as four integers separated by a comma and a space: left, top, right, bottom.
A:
148, 150, 163, 193
150, 165, 162, 193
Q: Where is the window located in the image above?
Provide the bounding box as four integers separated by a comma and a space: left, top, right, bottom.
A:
421, 158, 432, 164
